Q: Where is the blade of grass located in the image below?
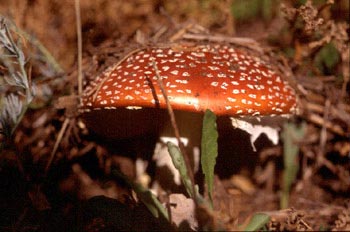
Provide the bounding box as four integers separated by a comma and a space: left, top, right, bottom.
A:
201, 109, 218, 208
280, 122, 306, 209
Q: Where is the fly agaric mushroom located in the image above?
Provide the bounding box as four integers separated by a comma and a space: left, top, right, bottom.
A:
80, 44, 297, 141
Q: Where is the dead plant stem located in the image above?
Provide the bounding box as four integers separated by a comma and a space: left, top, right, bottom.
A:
74, 0, 83, 96
45, 117, 70, 174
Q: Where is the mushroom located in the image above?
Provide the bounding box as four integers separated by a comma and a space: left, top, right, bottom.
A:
80, 43, 298, 188
81, 44, 297, 142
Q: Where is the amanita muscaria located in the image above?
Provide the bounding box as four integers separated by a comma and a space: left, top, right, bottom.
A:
81, 44, 297, 140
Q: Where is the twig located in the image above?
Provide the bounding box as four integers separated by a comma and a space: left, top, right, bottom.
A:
317, 100, 330, 162
340, 51, 349, 99
74, 0, 83, 96
169, 23, 196, 42
181, 33, 263, 53
45, 117, 70, 174
305, 101, 350, 125
306, 113, 345, 136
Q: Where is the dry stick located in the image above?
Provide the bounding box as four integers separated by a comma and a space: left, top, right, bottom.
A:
151, 60, 197, 198
341, 52, 349, 99
306, 101, 350, 125
306, 113, 345, 136
318, 100, 330, 158
316, 99, 337, 173
45, 0, 81, 174
45, 117, 70, 174
169, 23, 196, 42
75, 0, 83, 96
181, 33, 263, 53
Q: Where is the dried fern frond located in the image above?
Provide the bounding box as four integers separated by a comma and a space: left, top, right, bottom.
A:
0, 17, 34, 141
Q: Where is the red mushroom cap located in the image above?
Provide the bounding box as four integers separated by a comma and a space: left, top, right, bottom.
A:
81, 44, 297, 117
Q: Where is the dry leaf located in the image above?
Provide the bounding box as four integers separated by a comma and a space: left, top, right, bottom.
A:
169, 193, 198, 230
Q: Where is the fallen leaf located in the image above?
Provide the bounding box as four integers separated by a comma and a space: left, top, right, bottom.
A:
169, 193, 198, 230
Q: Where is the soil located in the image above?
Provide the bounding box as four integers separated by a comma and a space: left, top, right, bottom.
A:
0, 0, 349, 231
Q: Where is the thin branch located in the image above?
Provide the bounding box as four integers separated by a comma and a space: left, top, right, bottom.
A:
306, 113, 345, 136
181, 33, 263, 53
317, 99, 330, 161
74, 0, 83, 96
45, 117, 70, 174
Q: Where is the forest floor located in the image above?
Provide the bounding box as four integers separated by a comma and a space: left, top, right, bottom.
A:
0, 0, 349, 231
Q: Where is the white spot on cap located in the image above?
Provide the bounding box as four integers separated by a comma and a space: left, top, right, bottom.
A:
126, 106, 143, 110
175, 79, 189, 84
208, 66, 219, 71
182, 72, 190, 77
191, 52, 205, 57
227, 97, 236, 102
211, 82, 219, 87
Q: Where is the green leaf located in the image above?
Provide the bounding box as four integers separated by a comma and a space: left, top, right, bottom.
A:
167, 141, 194, 198
244, 213, 270, 231
201, 109, 218, 208
131, 182, 169, 220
